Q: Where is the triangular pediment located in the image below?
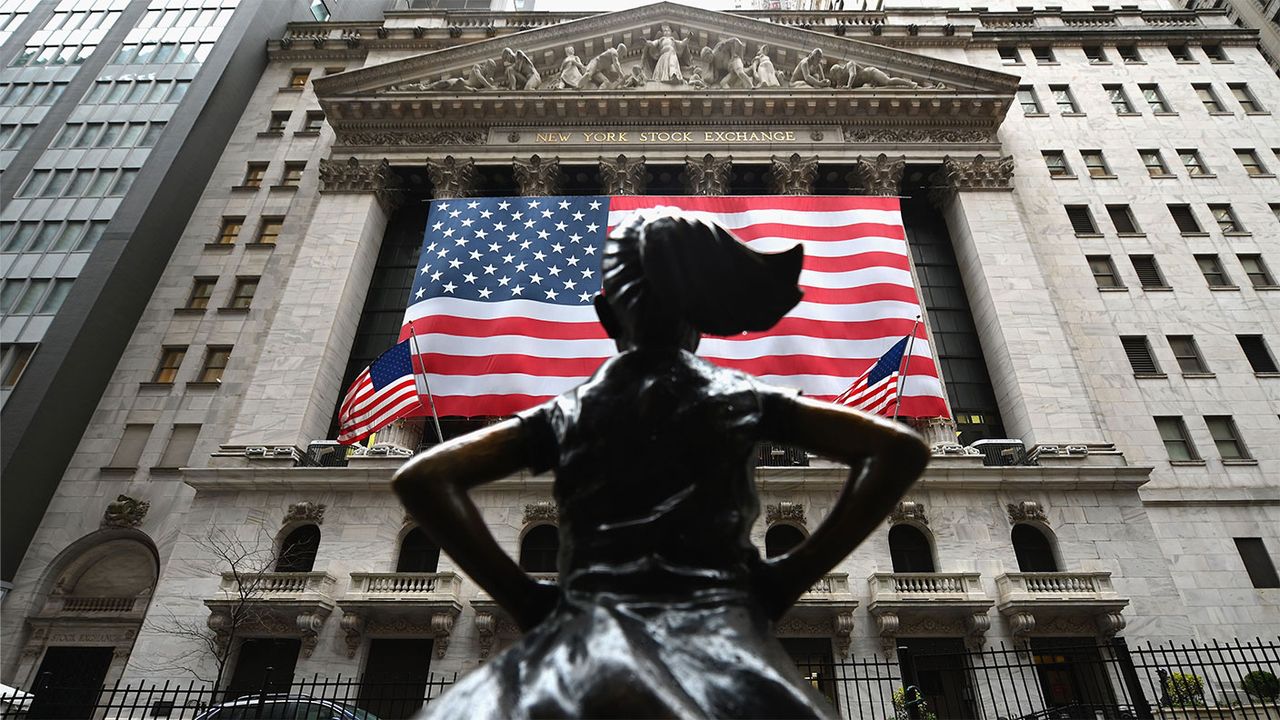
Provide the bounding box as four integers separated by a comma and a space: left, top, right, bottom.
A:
313, 2, 1017, 140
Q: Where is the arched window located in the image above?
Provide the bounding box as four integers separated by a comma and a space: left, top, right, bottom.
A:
275, 525, 320, 573
396, 527, 441, 573
765, 524, 806, 558
1011, 524, 1059, 572
519, 524, 559, 573
888, 524, 936, 573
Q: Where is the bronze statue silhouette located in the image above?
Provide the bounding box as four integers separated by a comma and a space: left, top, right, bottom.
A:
394, 212, 930, 719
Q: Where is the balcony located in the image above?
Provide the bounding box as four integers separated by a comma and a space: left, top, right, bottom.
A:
867, 572, 994, 650
204, 571, 336, 657
37, 595, 146, 619
995, 571, 1128, 640
779, 573, 859, 656
337, 572, 464, 658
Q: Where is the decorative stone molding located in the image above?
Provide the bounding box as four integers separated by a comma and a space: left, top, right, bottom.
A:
101, 495, 150, 529
765, 501, 806, 525
431, 612, 456, 657
472, 608, 520, 659
513, 154, 563, 196
910, 416, 960, 447
425, 155, 477, 199
843, 127, 992, 144
318, 157, 401, 209
1007, 611, 1036, 638
523, 501, 559, 524
296, 610, 327, 657
930, 154, 1015, 205
284, 501, 326, 526
932, 442, 982, 456
965, 612, 992, 650
336, 129, 486, 147
339, 613, 365, 658
599, 154, 647, 195
889, 501, 928, 526
1097, 611, 1126, 637
851, 153, 905, 196
685, 154, 732, 196
768, 154, 818, 195
1006, 501, 1047, 524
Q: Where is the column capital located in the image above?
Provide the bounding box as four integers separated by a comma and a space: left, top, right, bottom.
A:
930, 154, 1015, 205
425, 155, 478, 199
685, 153, 732, 196
852, 153, 906, 196
513, 154, 563, 196
599, 154, 647, 195
318, 156, 401, 209
768, 153, 818, 196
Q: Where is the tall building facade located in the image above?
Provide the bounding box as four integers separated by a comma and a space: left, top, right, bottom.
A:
1, 0, 1277, 712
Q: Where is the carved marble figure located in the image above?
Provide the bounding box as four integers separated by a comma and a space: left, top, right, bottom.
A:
831, 59, 923, 89
618, 64, 646, 88
643, 24, 695, 84
394, 212, 930, 719
701, 37, 754, 89
582, 44, 627, 89
751, 45, 780, 87
405, 59, 498, 92
501, 47, 541, 90
555, 46, 587, 89
790, 48, 831, 88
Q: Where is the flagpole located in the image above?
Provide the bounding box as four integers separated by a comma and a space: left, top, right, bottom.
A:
891, 315, 922, 423
408, 327, 445, 445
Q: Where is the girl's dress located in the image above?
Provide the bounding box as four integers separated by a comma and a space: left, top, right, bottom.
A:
423, 349, 835, 719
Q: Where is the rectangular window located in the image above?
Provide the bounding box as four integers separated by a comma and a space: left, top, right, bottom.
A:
999, 46, 1022, 64
242, 163, 267, 188
216, 217, 243, 245
3, 223, 37, 253
1050, 85, 1078, 113
1194, 84, 1225, 112
1238, 254, 1276, 287
1104, 84, 1134, 113
1195, 254, 1232, 287
53, 223, 86, 252
1179, 149, 1210, 176
61, 171, 93, 198
266, 111, 290, 133
1236, 149, 1268, 176
1065, 205, 1098, 235
1203, 44, 1228, 62
1168, 43, 1193, 61
49, 123, 77, 148
108, 424, 152, 468
1088, 255, 1123, 288
1117, 44, 1141, 62
1140, 84, 1171, 112
157, 424, 200, 469
228, 277, 259, 309
1081, 150, 1112, 177
1130, 255, 1167, 288
280, 162, 305, 187
1031, 46, 1055, 63
1238, 335, 1279, 373
1122, 336, 1161, 375
108, 169, 138, 196
119, 123, 145, 147
1017, 86, 1042, 114
78, 221, 106, 252
1234, 539, 1280, 589
303, 111, 324, 132
1083, 45, 1106, 63
37, 279, 72, 314
40, 170, 73, 198
1168, 335, 1209, 374
198, 346, 231, 383
288, 69, 310, 88
95, 122, 124, 148
1169, 204, 1202, 233
1209, 204, 1244, 234
1042, 151, 1071, 177
16, 170, 49, 198
1229, 83, 1263, 112
1205, 415, 1250, 460
1107, 205, 1140, 234
257, 217, 284, 245
1155, 416, 1198, 461
1, 343, 37, 389
139, 123, 164, 147
153, 346, 186, 383
186, 278, 216, 309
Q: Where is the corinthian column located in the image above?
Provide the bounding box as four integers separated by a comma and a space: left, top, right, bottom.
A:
513, 154, 563, 196
768, 154, 818, 196
425, 155, 477, 199
852, 153, 906, 196
599, 155, 647, 195
685, 154, 732, 196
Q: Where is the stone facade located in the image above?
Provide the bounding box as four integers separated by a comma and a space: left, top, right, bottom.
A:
2, 0, 1277, 696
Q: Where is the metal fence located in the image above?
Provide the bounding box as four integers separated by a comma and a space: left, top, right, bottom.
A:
4, 638, 1278, 720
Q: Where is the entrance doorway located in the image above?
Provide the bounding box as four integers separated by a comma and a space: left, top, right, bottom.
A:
780, 637, 837, 708
226, 638, 301, 699
1030, 638, 1118, 718
27, 646, 114, 719
898, 637, 978, 719
360, 638, 435, 719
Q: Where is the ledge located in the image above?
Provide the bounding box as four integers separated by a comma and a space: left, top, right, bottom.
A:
1208, 111, 1234, 116
257, 131, 285, 138
293, 130, 321, 137
279, 86, 304, 93
99, 466, 138, 475
230, 185, 260, 192
1223, 231, 1252, 237
172, 307, 206, 316
217, 306, 249, 315
1222, 458, 1259, 466
1061, 112, 1087, 117
1135, 373, 1168, 379
1142, 286, 1173, 292
269, 184, 300, 192
1169, 459, 1207, 466
185, 381, 222, 390
1148, 173, 1176, 179
1188, 173, 1217, 179
1247, 173, 1276, 179
1180, 372, 1216, 379
203, 242, 235, 250
1208, 285, 1239, 291
244, 242, 276, 250
1253, 285, 1280, 291
1116, 111, 1141, 117
1255, 372, 1280, 378
1098, 286, 1129, 292
138, 382, 174, 390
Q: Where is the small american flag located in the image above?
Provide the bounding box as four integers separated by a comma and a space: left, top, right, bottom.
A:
401, 195, 950, 418
833, 334, 911, 416
336, 339, 422, 445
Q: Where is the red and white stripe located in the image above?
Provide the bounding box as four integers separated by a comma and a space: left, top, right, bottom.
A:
834, 369, 901, 416
336, 367, 420, 445
402, 196, 950, 419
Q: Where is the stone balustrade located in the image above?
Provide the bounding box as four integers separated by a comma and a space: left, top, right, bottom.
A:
217, 571, 336, 599
995, 571, 1117, 602
44, 595, 139, 614
869, 572, 986, 602
348, 572, 463, 598
805, 573, 851, 597
995, 571, 1128, 639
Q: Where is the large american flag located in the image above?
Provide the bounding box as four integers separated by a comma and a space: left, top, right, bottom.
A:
400, 195, 950, 419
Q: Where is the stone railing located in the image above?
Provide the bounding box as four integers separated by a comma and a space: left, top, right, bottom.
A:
804, 573, 851, 597
46, 595, 139, 614
348, 572, 463, 597
869, 572, 986, 602
218, 571, 335, 599
996, 571, 1117, 602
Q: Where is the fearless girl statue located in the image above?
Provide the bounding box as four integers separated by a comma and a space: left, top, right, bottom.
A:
394, 212, 930, 719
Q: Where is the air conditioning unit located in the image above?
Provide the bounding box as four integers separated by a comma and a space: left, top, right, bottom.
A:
306, 441, 348, 468
969, 439, 1028, 467
270, 446, 302, 462
244, 446, 268, 458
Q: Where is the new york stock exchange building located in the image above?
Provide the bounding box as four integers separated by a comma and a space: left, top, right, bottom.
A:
2, 0, 1279, 717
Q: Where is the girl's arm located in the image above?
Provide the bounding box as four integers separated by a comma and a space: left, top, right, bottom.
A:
392, 418, 558, 630
753, 396, 930, 620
